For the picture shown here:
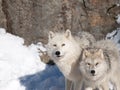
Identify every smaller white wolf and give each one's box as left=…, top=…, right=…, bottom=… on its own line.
left=79, top=40, right=120, bottom=90
left=46, top=29, right=95, bottom=90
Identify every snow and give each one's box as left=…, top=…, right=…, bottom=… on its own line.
left=106, top=28, right=120, bottom=51
left=116, top=4, right=120, bottom=7
left=116, top=14, right=120, bottom=24
left=0, top=27, right=119, bottom=90
left=0, top=28, right=64, bottom=90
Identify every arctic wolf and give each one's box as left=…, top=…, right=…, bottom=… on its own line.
left=46, top=29, right=95, bottom=89
left=79, top=40, right=120, bottom=90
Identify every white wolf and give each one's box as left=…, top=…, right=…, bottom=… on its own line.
left=79, top=40, right=120, bottom=90
left=46, top=29, right=95, bottom=90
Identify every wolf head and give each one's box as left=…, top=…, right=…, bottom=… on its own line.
left=46, top=29, right=80, bottom=62
left=79, top=48, right=108, bottom=81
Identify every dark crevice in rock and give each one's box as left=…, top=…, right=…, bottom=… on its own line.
left=83, top=0, right=87, bottom=8
left=106, top=4, right=117, bottom=14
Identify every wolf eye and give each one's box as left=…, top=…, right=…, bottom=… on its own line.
left=62, top=44, right=65, bottom=46
left=53, top=44, right=57, bottom=47
left=95, top=62, right=99, bottom=66
left=87, top=63, right=91, bottom=66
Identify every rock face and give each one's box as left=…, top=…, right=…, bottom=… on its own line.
left=0, top=0, right=6, bottom=29
left=0, top=0, right=120, bottom=45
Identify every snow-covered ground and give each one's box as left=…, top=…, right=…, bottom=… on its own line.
left=0, top=25, right=119, bottom=90
left=116, top=14, right=120, bottom=24
left=0, top=28, right=64, bottom=90
left=106, top=28, right=120, bottom=51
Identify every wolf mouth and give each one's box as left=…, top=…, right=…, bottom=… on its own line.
left=92, top=75, right=96, bottom=76
left=89, top=74, right=105, bottom=82
left=91, top=73, right=97, bottom=76
left=57, top=55, right=61, bottom=57
left=56, top=55, right=64, bottom=58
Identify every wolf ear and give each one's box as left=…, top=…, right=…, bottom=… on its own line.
left=49, top=31, right=55, bottom=39
left=82, top=49, right=90, bottom=59
left=65, top=29, right=71, bottom=38
left=96, top=49, right=104, bottom=59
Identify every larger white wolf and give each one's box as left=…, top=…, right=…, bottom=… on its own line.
left=46, top=29, right=95, bottom=90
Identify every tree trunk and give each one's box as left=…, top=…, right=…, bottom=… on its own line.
left=0, top=0, right=120, bottom=45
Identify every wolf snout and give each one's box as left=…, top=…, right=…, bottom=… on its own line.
left=91, top=70, right=95, bottom=75
left=55, top=51, right=60, bottom=56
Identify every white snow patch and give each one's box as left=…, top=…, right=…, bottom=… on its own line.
left=116, top=14, right=120, bottom=24
left=116, top=4, right=120, bottom=6
left=0, top=28, right=64, bottom=90
left=106, top=28, right=120, bottom=51
left=0, top=80, right=25, bottom=90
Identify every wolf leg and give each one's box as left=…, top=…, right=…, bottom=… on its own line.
left=65, top=79, right=73, bottom=90
left=113, top=78, right=120, bottom=90
left=73, top=80, right=83, bottom=90
left=101, top=81, right=109, bottom=90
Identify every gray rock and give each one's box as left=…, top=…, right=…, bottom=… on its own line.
left=1, top=0, right=120, bottom=45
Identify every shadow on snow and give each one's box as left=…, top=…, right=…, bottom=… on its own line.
left=19, top=65, right=65, bottom=90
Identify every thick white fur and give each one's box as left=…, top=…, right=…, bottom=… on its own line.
left=79, top=40, right=120, bottom=90
left=46, top=29, right=95, bottom=90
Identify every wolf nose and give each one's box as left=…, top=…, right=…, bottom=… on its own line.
left=91, top=70, right=95, bottom=74
left=55, top=51, right=60, bottom=56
